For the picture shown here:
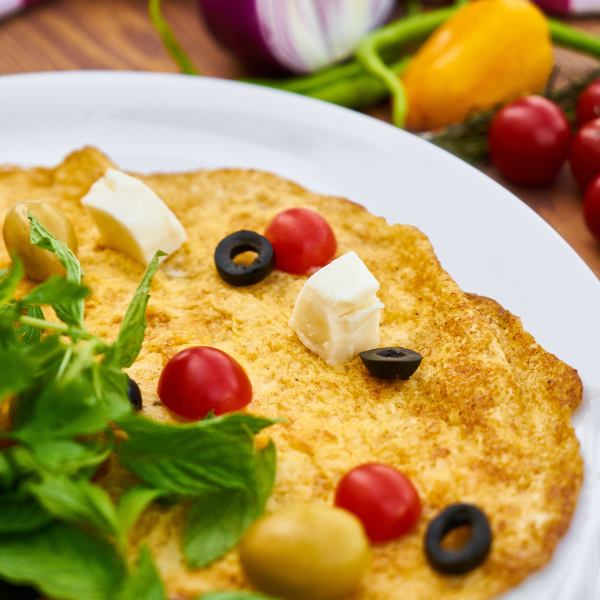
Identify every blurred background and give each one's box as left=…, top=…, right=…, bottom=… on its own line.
left=0, top=0, right=599, bottom=277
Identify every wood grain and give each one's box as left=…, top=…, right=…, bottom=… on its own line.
left=0, top=0, right=599, bottom=277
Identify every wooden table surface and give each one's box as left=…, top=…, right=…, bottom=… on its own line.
left=0, top=0, right=599, bottom=278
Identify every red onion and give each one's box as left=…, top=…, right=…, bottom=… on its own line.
left=199, top=0, right=396, bottom=74
left=533, top=0, right=599, bottom=14
left=0, top=0, right=44, bottom=21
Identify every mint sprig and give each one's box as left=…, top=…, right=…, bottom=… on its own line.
left=0, top=492, right=51, bottom=533
left=28, top=214, right=84, bottom=327
left=0, top=217, right=278, bottom=599
left=106, top=250, right=165, bottom=369
left=118, top=548, right=165, bottom=600
left=0, top=523, right=126, bottom=600
left=201, top=592, right=277, bottom=600
left=184, top=441, right=277, bottom=567
left=116, top=413, right=276, bottom=495
left=0, top=259, right=23, bottom=304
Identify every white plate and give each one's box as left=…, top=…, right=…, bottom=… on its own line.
left=0, top=71, right=598, bottom=599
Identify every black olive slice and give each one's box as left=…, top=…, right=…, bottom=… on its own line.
left=0, top=580, right=40, bottom=600
left=214, top=230, right=275, bottom=287
left=425, top=503, right=492, bottom=575
left=359, top=347, right=422, bottom=380
left=127, top=376, right=143, bottom=411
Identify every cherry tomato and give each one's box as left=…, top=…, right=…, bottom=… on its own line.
left=265, top=208, right=336, bottom=275
left=488, top=96, right=571, bottom=187
left=569, top=118, right=600, bottom=190
left=335, top=463, right=421, bottom=543
left=583, top=175, right=600, bottom=242
left=576, top=79, right=600, bottom=127
left=158, top=346, right=252, bottom=420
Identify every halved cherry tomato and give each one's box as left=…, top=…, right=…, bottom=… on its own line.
left=569, top=118, right=600, bottom=190
left=265, top=208, right=336, bottom=275
left=335, top=463, right=421, bottom=543
left=577, top=79, right=600, bottom=127
left=158, top=346, right=252, bottom=420
left=488, top=96, right=571, bottom=187
left=583, top=175, right=600, bottom=242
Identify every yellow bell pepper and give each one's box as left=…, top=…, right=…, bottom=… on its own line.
left=403, top=0, right=554, bottom=131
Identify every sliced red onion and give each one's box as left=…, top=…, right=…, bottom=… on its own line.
left=533, top=0, right=599, bottom=14
left=0, top=0, right=43, bottom=21
left=199, top=0, right=396, bottom=74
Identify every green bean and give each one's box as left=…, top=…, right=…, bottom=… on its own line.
left=149, top=0, right=200, bottom=75
left=406, top=0, right=421, bottom=17
left=355, top=43, right=408, bottom=126
left=549, top=19, right=600, bottom=60
left=246, top=61, right=364, bottom=94
left=354, top=7, right=457, bottom=127
left=307, top=56, right=411, bottom=109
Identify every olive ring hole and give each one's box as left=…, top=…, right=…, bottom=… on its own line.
left=425, top=504, right=492, bottom=575
left=232, top=247, right=260, bottom=267
left=214, top=230, right=275, bottom=287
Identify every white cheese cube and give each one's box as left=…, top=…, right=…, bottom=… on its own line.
left=81, top=168, right=187, bottom=265
left=289, top=251, right=383, bottom=366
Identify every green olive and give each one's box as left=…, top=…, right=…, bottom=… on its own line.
left=2, top=201, right=78, bottom=281
left=239, top=504, right=370, bottom=599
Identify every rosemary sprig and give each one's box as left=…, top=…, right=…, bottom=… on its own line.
left=429, top=69, right=600, bottom=164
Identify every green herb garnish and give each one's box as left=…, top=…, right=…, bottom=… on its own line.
left=0, top=216, right=278, bottom=599
left=201, top=592, right=277, bottom=600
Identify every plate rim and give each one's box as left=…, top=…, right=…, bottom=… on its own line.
left=0, top=70, right=598, bottom=599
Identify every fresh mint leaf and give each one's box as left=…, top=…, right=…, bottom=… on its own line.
left=117, top=485, right=163, bottom=534
left=0, top=492, right=52, bottom=533
left=116, top=413, right=276, bottom=496
left=94, top=364, right=132, bottom=421
left=184, top=442, right=276, bottom=567
left=16, top=305, right=44, bottom=344
left=0, top=345, right=36, bottom=402
left=0, top=523, right=126, bottom=600
left=0, top=260, right=23, bottom=304
left=201, top=592, right=277, bottom=600
left=184, top=489, right=257, bottom=568
left=254, top=441, right=276, bottom=508
left=27, top=437, right=113, bottom=474
left=28, top=476, right=120, bottom=538
left=22, top=275, right=89, bottom=308
left=0, top=333, right=65, bottom=405
left=14, top=376, right=111, bottom=444
left=118, top=547, right=165, bottom=600
left=28, top=214, right=84, bottom=327
left=0, top=453, right=14, bottom=490
left=106, top=251, right=165, bottom=369
left=204, top=413, right=279, bottom=437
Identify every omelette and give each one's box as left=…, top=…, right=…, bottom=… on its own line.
left=0, top=148, right=583, bottom=600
